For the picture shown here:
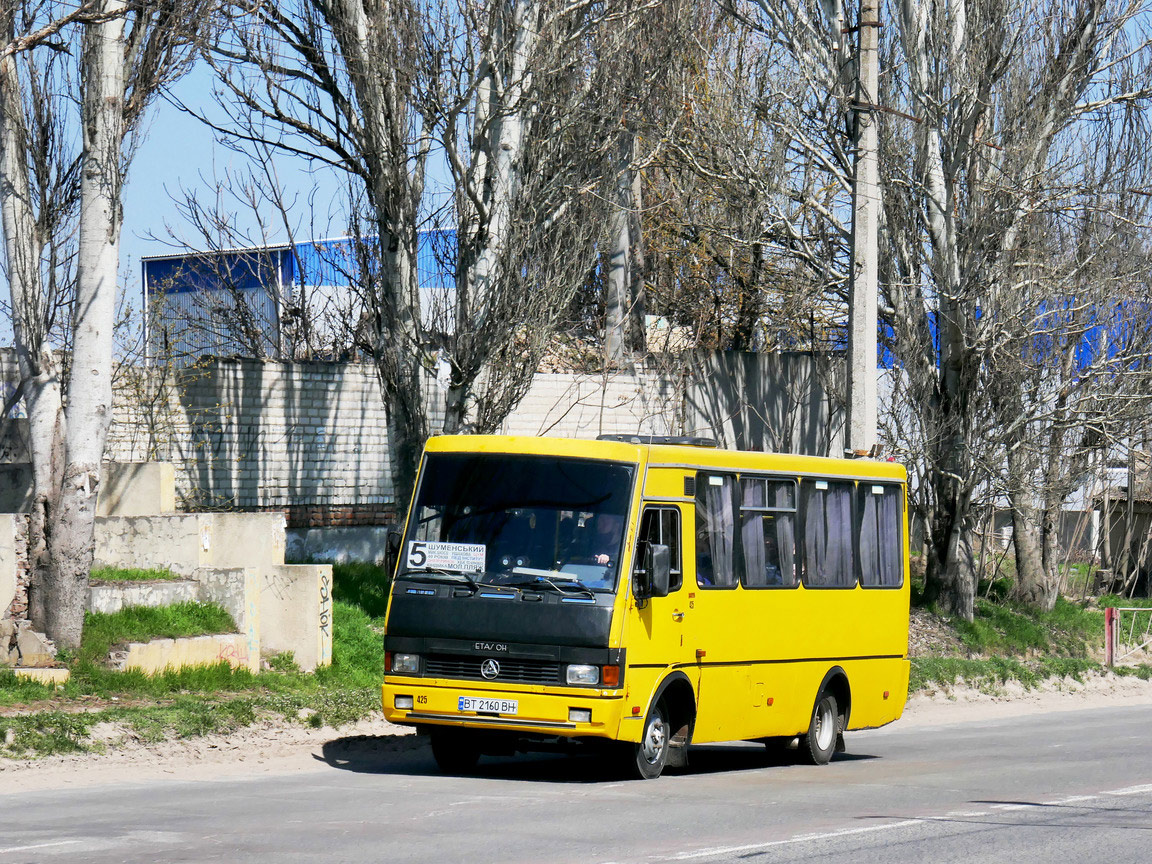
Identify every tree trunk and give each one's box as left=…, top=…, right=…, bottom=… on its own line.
left=373, top=236, right=426, bottom=517
left=21, top=368, right=64, bottom=630
left=924, top=469, right=977, bottom=620
left=41, top=2, right=127, bottom=649
left=1010, top=504, right=1052, bottom=609
left=1005, top=440, right=1058, bottom=610
left=604, top=204, right=630, bottom=366
left=605, top=128, right=643, bottom=366
left=937, top=519, right=976, bottom=620
left=0, top=20, right=67, bottom=634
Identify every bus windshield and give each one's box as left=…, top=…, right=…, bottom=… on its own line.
left=402, top=452, right=635, bottom=593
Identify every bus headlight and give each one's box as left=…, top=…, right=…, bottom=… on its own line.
left=391, top=653, right=421, bottom=674
left=566, top=664, right=599, bottom=685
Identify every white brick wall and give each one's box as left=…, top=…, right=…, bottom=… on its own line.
left=3, top=351, right=841, bottom=518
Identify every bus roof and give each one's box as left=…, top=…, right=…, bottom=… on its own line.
left=422, top=435, right=907, bottom=483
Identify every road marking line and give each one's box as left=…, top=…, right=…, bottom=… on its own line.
left=1102, top=784, right=1152, bottom=796
left=654, top=783, right=1152, bottom=862
left=667, top=820, right=924, bottom=861
left=0, top=840, right=80, bottom=854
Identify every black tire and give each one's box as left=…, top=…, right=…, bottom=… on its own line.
left=430, top=732, right=481, bottom=774
left=631, top=700, right=670, bottom=780
left=801, top=692, right=839, bottom=765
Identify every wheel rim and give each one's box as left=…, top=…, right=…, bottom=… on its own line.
left=641, top=711, right=667, bottom=765
left=814, top=700, right=835, bottom=751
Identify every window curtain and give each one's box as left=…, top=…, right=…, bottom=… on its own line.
left=774, top=482, right=796, bottom=587
left=804, top=482, right=854, bottom=587
left=878, top=488, right=903, bottom=586
left=858, top=488, right=880, bottom=586
left=827, top=484, right=854, bottom=586
left=803, top=485, right=827, bottom=585
left=742, top=481, right=767, bottom=586
left=699, top=476, right=737, bottom=587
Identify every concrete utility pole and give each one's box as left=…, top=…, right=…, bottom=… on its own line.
left=845, top=0, right=880, bottom=455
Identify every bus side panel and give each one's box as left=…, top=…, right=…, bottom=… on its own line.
left=690, top=664, right=802, bottom=744
left=615, top=665, right=668, bottom=744
left=686, top=583, right=909, bottom=743
left=839, top=657, right=910, bottom=730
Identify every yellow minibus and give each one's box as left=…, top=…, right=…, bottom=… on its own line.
left=381, top=434, right=909, bottom=779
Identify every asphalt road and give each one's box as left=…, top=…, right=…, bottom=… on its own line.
left=3, top=703, right=1151, bottom=864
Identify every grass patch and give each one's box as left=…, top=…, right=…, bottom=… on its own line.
left=1098, top=594, right=1152, bottom=610
left=331, top=561, right=392, bottom=619
left=117, top=697, right=259, bottom=743
left=0, top=711, right=94, bottom=756
left=0, top=599, right=386, bottom=756
left=89, top=566, right=180, bottom=582
left=949, top=596, right=1104, bottom=658
left=0, top=671, right=61, bottom=706
left=910, top=655, right=1101, bottom=692
left=1111, top=664, right=1152, bottom=681
left=77, top=601, right=238, bottom=667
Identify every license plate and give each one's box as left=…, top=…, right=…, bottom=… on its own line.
left=458, top=696, right=519, bottom=714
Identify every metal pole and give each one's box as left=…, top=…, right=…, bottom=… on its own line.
left=846, top=0, right=880, bottom=455
left=1105, top=606, right=1116, bottom=667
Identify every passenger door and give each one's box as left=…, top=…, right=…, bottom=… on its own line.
left=625, top=505, right=698, bottom=694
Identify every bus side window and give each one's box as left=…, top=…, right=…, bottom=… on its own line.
left=740, top=477, right=797, bottom=588
left=635, top=507, right=683, bottom=592
left=799, top=479, right=856, bottom=588
left=696, top=473, right=741, bottom=588
left=857, top=484, right=904, bottom=587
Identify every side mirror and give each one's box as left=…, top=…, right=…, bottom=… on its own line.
left=385, top=525, right=403, bottom=577
left=646, top=543, right=672, bottom=599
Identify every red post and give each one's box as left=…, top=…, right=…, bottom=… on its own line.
left=1105, top=607, right=1116, bottom=668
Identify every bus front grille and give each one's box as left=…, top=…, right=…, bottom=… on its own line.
left=423, top=654, right=561, bottom=685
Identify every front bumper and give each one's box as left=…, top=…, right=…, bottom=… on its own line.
left=381, top=676, right=627, bottom=739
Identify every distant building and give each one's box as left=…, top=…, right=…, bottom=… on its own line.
left=143, top=231, right=455, bottom=365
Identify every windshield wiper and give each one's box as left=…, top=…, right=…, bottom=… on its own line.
left=398, top=568, right=481, bottom=592
left=505, top=572, right=597, bottom=599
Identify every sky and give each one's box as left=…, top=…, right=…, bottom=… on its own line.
left=121, top=64, right=346, bottom=299
left=0, top=61, right=346, bottom=347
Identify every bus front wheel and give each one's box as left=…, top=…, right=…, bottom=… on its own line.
left=631, top=700, right=670, bottom=780
left=431, top=731, right=481, bottom=774
left=801, top=692, right=839, bottom=765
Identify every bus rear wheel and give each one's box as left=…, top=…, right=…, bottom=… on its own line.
left=801, top=692, right=839, bottom=765
left=430, top=731, right=481, bottom=774
left=631, top=700, right=670, bottom=780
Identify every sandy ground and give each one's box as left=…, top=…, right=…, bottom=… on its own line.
left=3, top=672, right=1152, bottom=794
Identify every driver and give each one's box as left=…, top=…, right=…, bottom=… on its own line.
left=570, top=512, right=624, bottom=565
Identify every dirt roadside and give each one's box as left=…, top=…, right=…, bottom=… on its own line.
left=3, top=672, right=1151, bottom=793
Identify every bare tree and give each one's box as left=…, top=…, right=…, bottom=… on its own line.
left=596, top=0, right=700, bottom=365
left=194, top=0, right=664, bottom=503
left=696, top=0, right=1152, bottom=619
left=644, top=1, right=855, bottom=356
left=0, top=4, right=80, bottom=634
left=0, top=0, right=215, bottom=647
left=880, top=0, right=1152, bottom=617
left=992, top=166, right=1152, bottom=610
